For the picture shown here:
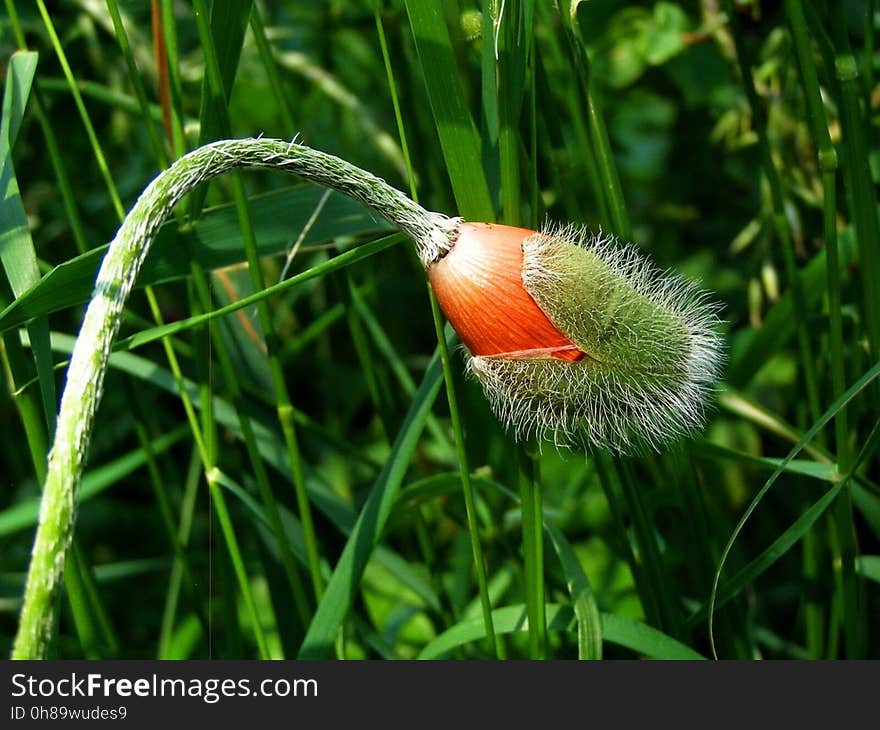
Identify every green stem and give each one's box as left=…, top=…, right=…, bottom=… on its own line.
left=558, top=1, right=631, bottom=239
left=188, top=266, right=311, bottom=631
left=829, top=5, right=880, bottom=362
left=430, top=298, right=503, bottom=658
left=374, top=6, right=419, bottom=199
left=35, top=0, right=125, bottom=220
left=206, top=471, right=270, bottom=658
left=498, top=0, right=524, bottom=225
left=132, top=404, right=208, bottom=633
left=190, top=0, right=325, bottom=604
left=105, top=0, right=169, bottom=167
left=375, top=4, right=502, bottom=657
left=4, top=1, right=88, bottom=254
left=866, top=1, right=876, bottom=107
left=157, top=447, right=201, bottom=658
left=785, top=0, right=862, bottom=658
left=12, top=138, right=457, bottom=659
left=249, top=3, right=297, bottom=132
left=518, top=444, right=546, bottom=659
left=158, top=0, right=187, bottom=158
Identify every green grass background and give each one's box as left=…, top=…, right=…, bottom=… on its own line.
left=1, top=0, right=878, bottom=659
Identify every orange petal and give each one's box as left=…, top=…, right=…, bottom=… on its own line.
left=428, top=222, right=584, bottom=362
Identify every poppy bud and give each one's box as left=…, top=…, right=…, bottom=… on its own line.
left=428, top=222, right=723, bottom=452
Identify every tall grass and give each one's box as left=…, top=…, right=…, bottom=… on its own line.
left=0, top=0, right=877, bottom=659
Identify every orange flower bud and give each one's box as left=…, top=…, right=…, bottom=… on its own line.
left=428, top=223, right=584, bottom=362
left=427, top=221, right=723, bottom=452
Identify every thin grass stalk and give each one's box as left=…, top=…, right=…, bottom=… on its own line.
left=147, top=291, right=272, bottom=655
left=206, top=472, right=270, bottom=658
left=342, top=272, right=394, bottom=438
left=190, top=270, right=309, bottom=625
left=105, top=0, right=169, bottom=167
left=153, top=1, right=280, bottom=647
left=785, top=0, right=862, bottom=658
left=150, top=0, right=172, bottom=145
left=593, top=452, right=664, bottom=628
left=553, top=13, right=677, bottom=642
left=557, top=1, right=631, bottom=239
left=430, top=298, right=503, bottom=658
left=190, top=264, right=311, bottom=630
left=157, top=0, right=187, bottom=158
left=4, top=327, right=118, bottom=658
left=557, top=2, right=687, bottom=646
left=38, top=0, right=212, bottom=462
left=61, top=547, right=102, bottom=658
left=131, top=401, right=208, bottom=633
left=866, top=0, right=876, bottom=107
left=1, top=337, right=49, bottom=479
left=528, top=39, right=538, bottom=227
left=680, top=460, right=752, bottom=658
left=801, top=528, right=824, bottom=658
left=112, top=0, right=307, bottom=636
left=191, top=0, right=325, bottom=603
left=36, top=78, right=163, bottom=120
left=373, top=5, right=419, bottom=198
left=517, top=444, right=546, bottom=658
left=249, top=2, right=297, bottom=133
left=69, top=542, right=120, bottom=656
left=496, top=0, right=547, bottom=659
left=498, top=0, right=524, bottom=226
left=708, top=366, right=880, bottom=657
left=349, top=284, right=449, bottom=448
left=618, top=460, right=680, bottom=637
left=4, top=3, right=88, bottom=254
left=829, top=4, right=880, bottom=362
left=102, top=8, right=222, bottom=641
left=534, top=1, right=608, bottom=224
left=35, top=0, right=124, bottom=220
left=375, top=3, right=502, bottom=658
left=5, top=7, right=122, bottom=653
left=157, top=447, right=201, bottom=658
left=12, top=137, right=457, bottom=658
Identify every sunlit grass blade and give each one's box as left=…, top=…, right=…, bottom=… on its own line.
left=556, top=0, right=631, bottom=239
left=38, top=330, right=444, bottom=620
left=0, top=189, right=391, bottom=333
left=1, top=51, right=56, bottom=432
left=546, top=524, right=602, bottom=659
left=418, top=604, right=703, bottom=660
left=0, top=425, right=187, bottom=538
left=379, top=2, right=500, bottom=657
left=786, top=0, right=862, bottom=658
left=709, top=361, right=880, bottom=657
left=205, top=469, right=271, bottom=658
left=298, top=345, right=447, bottom=658
left=403, top=0, right=494, bottom=220
left=187, top=0, right=252, bottom=218
left=693, top=416, right=880, bottom=629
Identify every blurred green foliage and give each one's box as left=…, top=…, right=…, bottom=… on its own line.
left=0, top=0, right=878, bottom=659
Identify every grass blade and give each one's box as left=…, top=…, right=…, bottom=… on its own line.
left=297, top=344, right=447, bottom=658
left=709, top=361, right=880, bottom=657
left=402, top=0, right=494, bottom=220
left=418, top=604, right=703, bottom=660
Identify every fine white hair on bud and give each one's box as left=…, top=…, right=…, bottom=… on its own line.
left=464, top=223, right=724, bottom=452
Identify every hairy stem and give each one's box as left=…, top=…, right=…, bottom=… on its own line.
left=12, top=137, right=457, bottom=659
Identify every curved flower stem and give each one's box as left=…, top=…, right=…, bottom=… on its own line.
left=12, top=137, right=458, bottom=659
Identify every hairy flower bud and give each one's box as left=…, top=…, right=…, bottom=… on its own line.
left=428, top=222, right=723, bottom=452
